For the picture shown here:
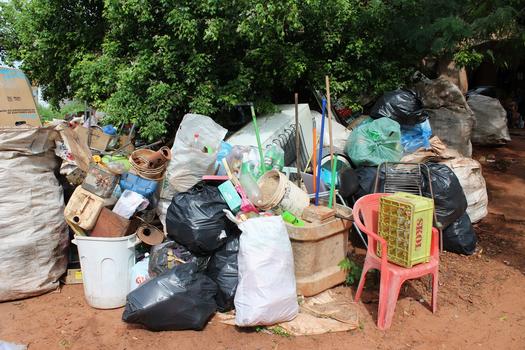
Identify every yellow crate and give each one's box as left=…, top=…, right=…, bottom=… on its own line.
left=378, top=192, right=434, bottom=268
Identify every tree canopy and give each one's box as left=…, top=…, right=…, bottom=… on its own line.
left=1, top=0, right=523, bottom=139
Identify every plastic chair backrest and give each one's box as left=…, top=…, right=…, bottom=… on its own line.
left=353, top=193, right=390, bottom=259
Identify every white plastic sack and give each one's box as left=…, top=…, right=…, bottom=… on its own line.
left=415, top=77, right=469, bottom=111
left=440, top=156, right=488, bottom=223
left=235, top=216, right=299, bottom=326
left=0, top=127, right=68, bottom=301
left=427, top=108, right=475, bottom=157
left=417, top=78, right=476, bottom=157
left=160, top=114, right=227, bottom=200
left=468, top=94, right=511, bottom=145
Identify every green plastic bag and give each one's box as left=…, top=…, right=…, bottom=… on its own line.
left=345, top=117, right=402, bottom=167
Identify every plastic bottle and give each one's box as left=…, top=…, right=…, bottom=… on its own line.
left=264, top=144, right=285, bottom=171
left=239, top=154, right=263, bottom=206
left=282, top=211, right=305, bottom=226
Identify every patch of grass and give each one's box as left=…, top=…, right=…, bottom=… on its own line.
left=269, top=326, right=291, bottom=338
left=338, top=257, right=363, bottom=286
left=254, top=325, right=291, bottom=338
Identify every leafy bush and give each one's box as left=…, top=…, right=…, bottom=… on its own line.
left=36, top=104, right=59, bottom=122
left=338, top=257, right=363, bottom=286
left=2, top=0, right=523, bottom=140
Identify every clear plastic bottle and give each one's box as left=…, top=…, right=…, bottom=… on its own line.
left=239, top=154, right=263, bottom=206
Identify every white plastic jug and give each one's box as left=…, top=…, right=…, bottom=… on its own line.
left=72, top=234, right=138, bottom=309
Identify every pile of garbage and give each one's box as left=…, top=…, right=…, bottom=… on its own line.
left=0, top=67, right=498, bottom=333
left=343, top=77, right=496, bottom=255
left=56, top=77, right=490, bottom=330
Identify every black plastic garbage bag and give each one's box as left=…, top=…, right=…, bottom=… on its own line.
left=422, top=163, right=467, bottom=228
left=370, top=89, right=428, bottom=125
left=338, top=167, right=360, bottom=198
left=122, top=262, right=218, bottom=331
left=353, top=166, right=385, bottom=202
left=166, top=183, right=232, bottom=255
left=205, top=234, right=239, bottom=312
left=149, top=240, right=210, bottom=278
left=443, top=213, right=477, bottom=255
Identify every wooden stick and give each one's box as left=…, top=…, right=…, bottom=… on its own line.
left=326, top=76, right=336, bottom=208
left=294, top=93, right=301, bottom=186
left=250, top=104, right=265, bottom=176
left=325, top=76, right=334, bottom=167
left=222, top=158, right=241, bottom=187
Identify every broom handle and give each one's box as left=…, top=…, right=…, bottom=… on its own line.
left=312, top=119, right=317, bottom=194
left=294, top=93, right=301, bottom=186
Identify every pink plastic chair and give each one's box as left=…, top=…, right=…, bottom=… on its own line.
left=353, top=193, right=439, bottom=330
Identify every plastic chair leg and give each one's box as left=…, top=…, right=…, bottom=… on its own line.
left=354, top=259, right=372, bottom=302
left=431, top=270, right=438, bottom=313
left=376, top=269, right=391, bottom=329
left=379, top=274, right=403, bottom=330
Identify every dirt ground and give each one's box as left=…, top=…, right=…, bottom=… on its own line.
left=1, top=133, right=525, bottom=350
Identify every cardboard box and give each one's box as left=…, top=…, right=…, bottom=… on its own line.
left=218, top=180, right=242, bottom=212
left=75, top=125, right=113, bottom=152
left=0, top=67, right=42, bottom=127
left=61, top=268, right=83, bottom=285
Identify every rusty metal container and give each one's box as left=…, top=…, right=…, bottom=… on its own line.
left=64, top=186, right=105, bottom=230
left=286, top=217, right=352, bottom=296
left=90, top=207, right=138, bottom=238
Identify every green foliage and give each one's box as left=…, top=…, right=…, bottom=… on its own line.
left=0, top=0, right=105, bottom=107
left=254, top=325, right=291, bottom=337
left=1, top=0, right=523, bottom=139
left=453, top=50, right=485, bottom=68
left=36, top=104, right=59, bottom=122
left=269, top=325, right=291, bottom=338
left=36, top=100, right=86, bottom=122
left=339, top=257, right=362, bottom=286
left=60, top=100, right=86, bottom=116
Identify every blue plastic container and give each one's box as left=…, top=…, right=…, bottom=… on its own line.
left=120, top=172, right=158, bottom=198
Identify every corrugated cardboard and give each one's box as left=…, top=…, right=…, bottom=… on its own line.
left=0, top=67, right=42, bottom=127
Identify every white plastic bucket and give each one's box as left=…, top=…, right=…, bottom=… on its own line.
left=72, top=234, right=138, bottom=309
left=257, top=170, right=310, bottom=217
